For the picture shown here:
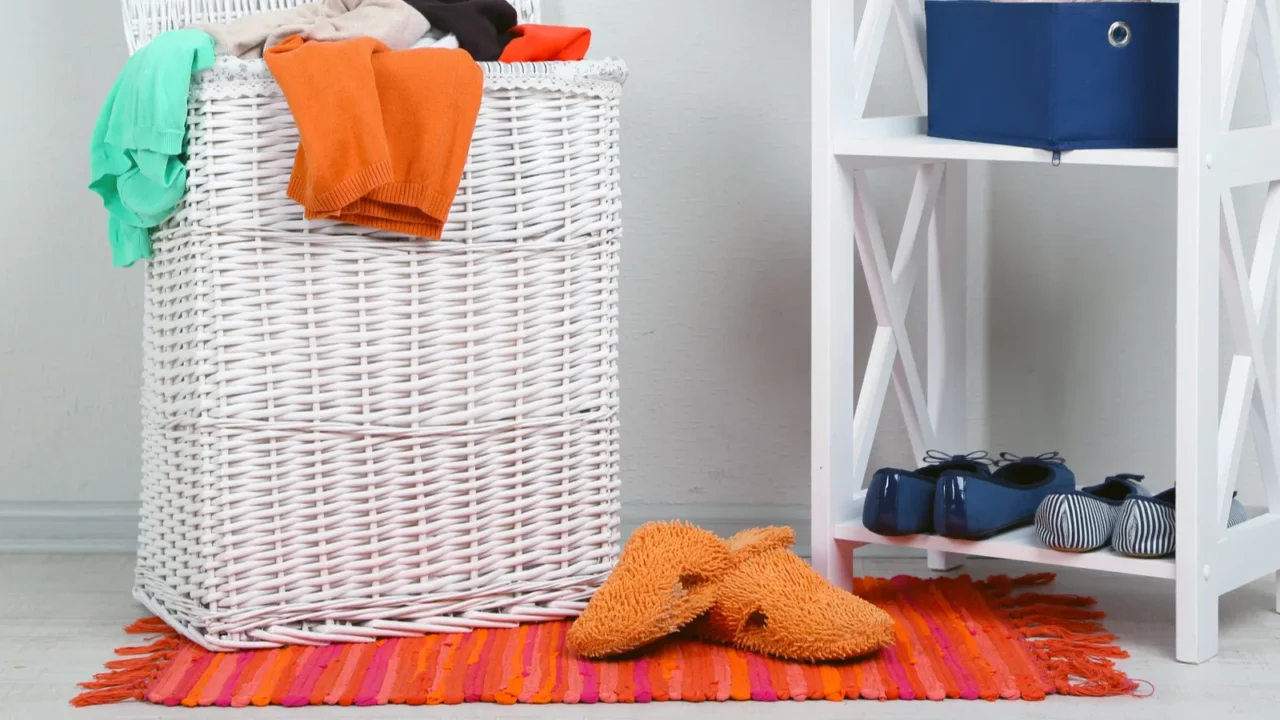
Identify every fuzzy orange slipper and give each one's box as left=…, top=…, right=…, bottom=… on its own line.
left=724, top=525, right=797, bottom=562
left=690, top=527, right=896, bottom=661
left=567, top=521, right=732, bottom=658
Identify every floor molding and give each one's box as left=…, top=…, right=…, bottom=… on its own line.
left=0, top=502, right=140, bottom=553
left=0, top=501, right=915, bottom=559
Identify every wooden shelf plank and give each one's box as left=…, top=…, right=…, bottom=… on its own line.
left=835, top=498, right=1175, bottom=579
left=837, top=134, right=1178, bottom=168
left=834, top=116, right=1179, bottom=168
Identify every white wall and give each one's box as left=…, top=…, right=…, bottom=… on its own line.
left=1, top=0, right=1264, bottom=550
left=548, top=0, right=831, bottom=510
left=0, top=1, right=135, bottom=504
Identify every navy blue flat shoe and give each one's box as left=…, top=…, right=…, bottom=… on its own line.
left=863, top=451, right=992, bottom=536
left=934, top=452, right=1076, bottom=539
left=1034, top=473, right=1148, bottom=552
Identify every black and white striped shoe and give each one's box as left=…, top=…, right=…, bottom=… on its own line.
left=1034, top=474, right=1148, bottom=552
left=1111, top=489, right=1249, bottom=558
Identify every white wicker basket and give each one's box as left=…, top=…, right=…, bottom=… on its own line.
left=122, top=0, right=542, bottom=53
left=123, top=0, right=625, bottom=650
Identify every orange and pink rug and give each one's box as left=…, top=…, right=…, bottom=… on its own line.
left=74, top=573, right=1141, bottom=707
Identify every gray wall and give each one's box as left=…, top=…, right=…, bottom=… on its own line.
left=0, top=1, right=135, bottom=504
left=0, top=0, right=1266, bottom=549
left=548, top=0, right=825, bottom=509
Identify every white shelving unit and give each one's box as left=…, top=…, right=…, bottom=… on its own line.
left=811, top=0, right=1280, bottom=663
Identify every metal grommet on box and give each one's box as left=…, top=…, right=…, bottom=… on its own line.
left=1109, top=21, right=1131, bottom=48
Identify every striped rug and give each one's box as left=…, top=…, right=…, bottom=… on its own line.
left=74, top=573, right=1141, bottom=706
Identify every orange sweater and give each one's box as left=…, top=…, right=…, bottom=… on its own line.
left=265, top=35, right=483, bottom=238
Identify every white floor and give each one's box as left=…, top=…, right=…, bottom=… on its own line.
left=3, top=555, right=1280, bottom=719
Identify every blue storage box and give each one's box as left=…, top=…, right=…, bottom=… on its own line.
left=925, top=1, right=1178, bottom=151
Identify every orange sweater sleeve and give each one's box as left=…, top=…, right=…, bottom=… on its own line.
left=358, top=47, right=483, bottom=228
left=266, top=35, right=394, bottom=213
left=266, top=35, right=483, bottom=238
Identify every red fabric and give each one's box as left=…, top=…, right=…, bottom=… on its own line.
left=499, top=24, right=591, bottom=62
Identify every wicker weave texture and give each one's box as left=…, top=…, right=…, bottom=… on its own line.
left=126, top=0, right=623, bottom=651
left=122, top=0, right=542, bottom=52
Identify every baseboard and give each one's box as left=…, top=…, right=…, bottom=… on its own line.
left=0, top=501, right=140, bottom=553
left=0, top=501, right=916, bottom=558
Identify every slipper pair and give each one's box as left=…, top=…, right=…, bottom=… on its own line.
left=567, top=522, right=896, bottom=661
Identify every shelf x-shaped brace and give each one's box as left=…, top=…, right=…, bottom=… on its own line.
left=1218, top=0, right=1280, bottom=524
left=1220, top=189, right=1280, bottom=524
left=849, top=163, right=945, bottom=485
left=850, top=0, right=927, bottom=120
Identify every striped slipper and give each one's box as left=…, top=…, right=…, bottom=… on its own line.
left=1111, top=489, right=1249, bottom=558
left=1034, top=474, right=1148, bottom=552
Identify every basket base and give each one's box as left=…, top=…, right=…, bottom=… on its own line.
left=132, top=579, right=601, bottom=652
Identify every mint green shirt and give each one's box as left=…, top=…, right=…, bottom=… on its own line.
left=90, top=30, right=215, bottom=267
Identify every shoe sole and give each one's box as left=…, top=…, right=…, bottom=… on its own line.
left=861, top=524, right=921, bottom=537
left=1114, top=550, right=1172, bottom=559
left=1042, top=544, right=1106, bottom=553
left=938, top=518, right=1032, bottom=541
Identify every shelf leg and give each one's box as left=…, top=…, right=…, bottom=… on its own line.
left=816, top=538, right=854, bottom=592
left=927, top=551, right=964, bottom=572
left=810, top=0, right=858, bottom=592
left=921, top=160, right=982, bottom=575
left=1175, top=0, right=1223, bottom=662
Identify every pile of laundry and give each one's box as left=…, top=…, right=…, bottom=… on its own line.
left=90, top=0, right=592, bottom=267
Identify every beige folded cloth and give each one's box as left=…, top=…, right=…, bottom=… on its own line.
left=199, top=0, right=428, bottom=59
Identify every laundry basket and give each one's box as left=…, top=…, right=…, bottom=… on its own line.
left=123, top=0, right=625, bottom=650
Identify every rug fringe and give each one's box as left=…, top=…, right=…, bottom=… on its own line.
left=70, top=616, right=181, bottom=707
left=124, top=617, right=172, bottom=633
left=980, top=574, right=1141, bottom=697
